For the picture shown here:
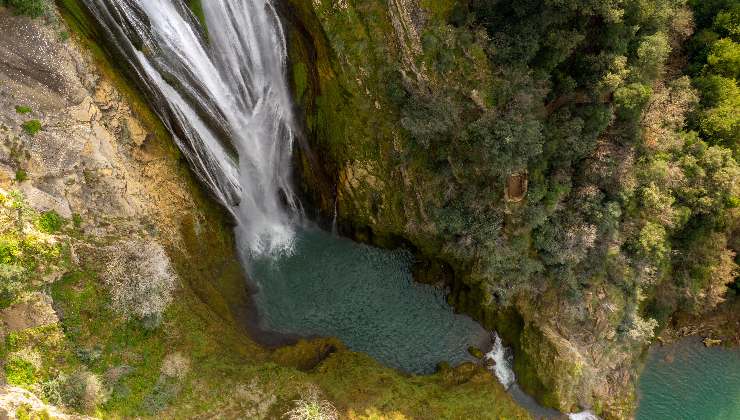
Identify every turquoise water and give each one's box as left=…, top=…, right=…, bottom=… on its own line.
left=637, top=338, right=740, bottom=420
left=249, top=228, right=490, bottom=374
left=249, top=227, right=740, bottom=418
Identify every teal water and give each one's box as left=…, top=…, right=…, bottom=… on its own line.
left=249, top=228, right=490, bottom=374
left=637, top=338, right=740, bottom=420
left=249, top=227, right=740, bottom=418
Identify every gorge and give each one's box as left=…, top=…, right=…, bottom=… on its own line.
left=0, top=0, right=738, bottom=419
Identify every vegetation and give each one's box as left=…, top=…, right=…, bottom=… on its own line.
left=35, top=210, right=63, bottom=233
left=15, top=105, right=32, bottom=114
left=0, top=184, right=528, bottom=420
left=0, top=3, right=530, bottom=414
left=286, top=0, right=739, bottom=415
left=688, top=0, right=740, bottom=158
left=294, top=0, right=738, bottom=325
left=15, top=169, right=27, bottom=182
left=21, top=119, right=42, bottom=136
left=4, top=355, right=37, bottom=385
left=101, top=240, right=177, bottom=322
left=186, top=0, right=207, bottom=37
left=0, top=0, right=49, bottom=18
left=285, top=388, right=339, bottom=420
left=12, top=0, right=731, bottom=417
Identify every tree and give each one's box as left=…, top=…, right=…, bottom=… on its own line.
left=707, top=38, right=740, bottom=78
left=102, top=240, right=177, bottom=322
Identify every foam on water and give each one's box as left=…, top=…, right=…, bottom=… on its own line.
left=569, top=411, right=599, bottom=420
left=485, top=332, right=516, bottom=389
left=487, top=332, right=602, bottom=419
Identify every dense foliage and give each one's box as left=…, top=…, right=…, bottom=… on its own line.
left=688, top=0, right=740, bottom=158
left=389, top=0, right=738, bottom=330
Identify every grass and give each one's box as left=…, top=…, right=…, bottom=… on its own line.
left=36, top=224, right=529, bottom=418
left=21, top=119, right=41, bottom=135
left=15, top=105, right=32, bottom=114
left=15, top=169, right=28, bottom=182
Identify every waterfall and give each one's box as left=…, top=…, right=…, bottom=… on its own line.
left=568, top=412, right=599, bottom=420
left=80, top=0, right=298, bottom=255
left=487, top=331, right=602, bottom=419
left=486, top=332, right=516, bottom=389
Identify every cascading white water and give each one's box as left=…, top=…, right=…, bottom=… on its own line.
left=487, top=331, right=602, bottom=419
left=80, top=0, right=298, bottom=255
left=568, top=411, right=600, bottom=420
left=485, top=332, right=516, bottom=389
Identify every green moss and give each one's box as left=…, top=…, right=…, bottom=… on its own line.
left=314, top=352, right=530, bottom=419
left=15, top=105, right=32, bottom=114
left=292, top=62, right=308, bottom=101
left=21, top=119, right=41, bottom=135
left=419, top=0, right=458, bottom=21
left=40, top=3, right=531, bottom=418
left=271, top=338, right=345, bottom=371
left=14, top=404, right=49, bottom=420
left=5, top=356, right=36, bottom=386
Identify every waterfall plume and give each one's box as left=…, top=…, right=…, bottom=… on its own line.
left=80, top=0, right=298, bottom=255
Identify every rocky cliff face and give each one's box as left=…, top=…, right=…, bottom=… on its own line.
left=0, top=6, right=253, bottom=417
left=0, top=5, right=245, bottom=323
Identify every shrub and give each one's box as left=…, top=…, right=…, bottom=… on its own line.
left=707, top=38, right=740, bottom=79
left=62, top=371, right=106, bottom=412
left=0, top=264, right=25, bottom=309
left=14, top=105, right=32, bottom=114
left=4, top=355, right=36, bottom=385
left=0, top=236, right=21, bottom=264
left=41, top=374, right=66, bottom=406
left=102, top=240, right=177, bottom=320
left=15, top=169, right=28, bottom=182
left=160, top=352, right=190, bottom=380
left=141, top=377, right=179, bottom=414
left=21, top=119, right=41, bottom=135
left=285, top=388, right=339, bottom=420
left=615, top=83, right=653, bottom=118
left=35, top=210, right=63, bottom=233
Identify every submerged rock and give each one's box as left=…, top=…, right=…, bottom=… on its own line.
left=702, top=337, right=722, bottom=347
left=468, top=346, right=485, bottom=359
